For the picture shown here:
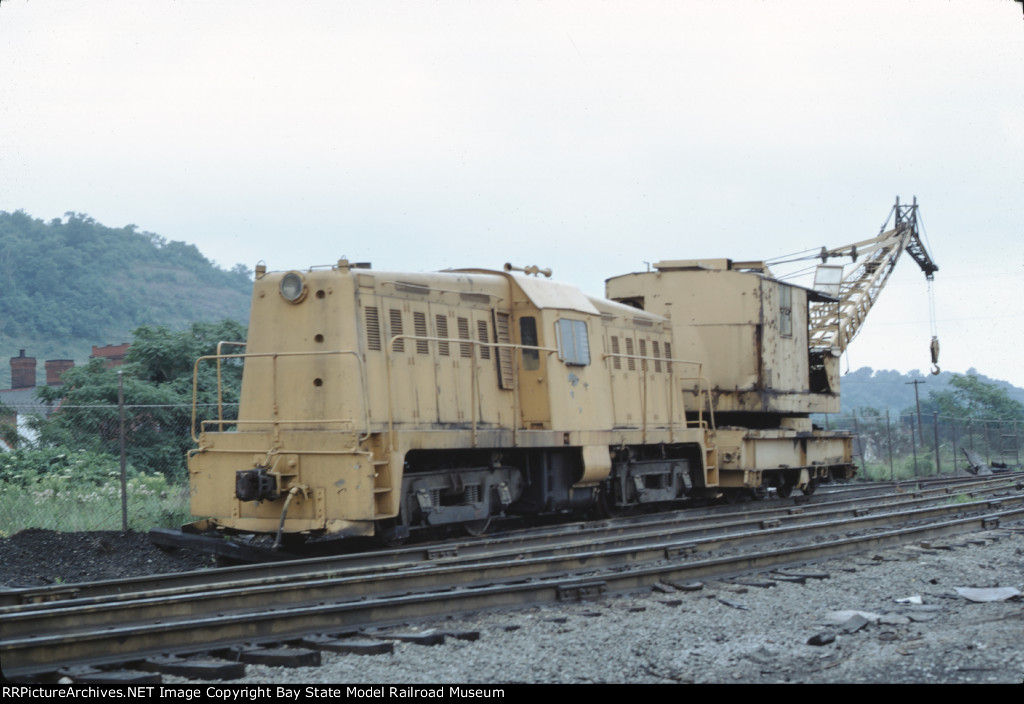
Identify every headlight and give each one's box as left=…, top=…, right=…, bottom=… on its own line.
left=280, top=272, right=307, bottom=303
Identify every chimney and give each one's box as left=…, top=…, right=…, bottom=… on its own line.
left=10, top=349, right=37, bottom=389
left=45, top=359, right=75, bottom=386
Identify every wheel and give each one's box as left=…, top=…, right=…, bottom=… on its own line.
left=776, top=477, right=794, bottom=498
left=800, top=478, right=818, bottom=496
left=597, top=484, right=625, bottom=518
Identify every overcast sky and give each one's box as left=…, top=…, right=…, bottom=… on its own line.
left=2, top=1, right=1022, bottom=389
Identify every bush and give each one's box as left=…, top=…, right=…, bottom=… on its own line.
left=0, top=446, right=190, bottom=533
left=0, top=447, right=131, bottom=486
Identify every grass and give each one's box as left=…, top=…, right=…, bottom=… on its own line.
left=856, top=449, right=967, bottom=482
left=0, top=481, right=191, bottom=534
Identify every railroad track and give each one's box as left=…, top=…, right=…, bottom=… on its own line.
left=3, top=472, right=1023, bottom=682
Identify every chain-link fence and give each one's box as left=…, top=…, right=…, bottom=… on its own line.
left=0, top=401, right=237, bottom=535
left=822, top=410, right=1022, bottom=481
left=4, top=398, right=1020, bottom=534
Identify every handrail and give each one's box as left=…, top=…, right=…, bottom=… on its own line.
left=214, top=340, right=247, bottom=429
left=384, top=334, right=557, bottom=450
left=602, top=353, right=715, bottom=437
left=191, top=349, right=371, bottom=443
left=198, top=417, right=358, bottom=432
left=676, top=374, right=716, bottom=433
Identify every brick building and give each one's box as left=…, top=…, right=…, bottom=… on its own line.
left=0, top=345, right=130, bottom=449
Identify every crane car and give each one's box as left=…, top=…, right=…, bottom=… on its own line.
left=605, top=196, right=939, bottom=497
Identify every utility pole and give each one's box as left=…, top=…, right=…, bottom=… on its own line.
left=907, top=379, right=925, bottom=443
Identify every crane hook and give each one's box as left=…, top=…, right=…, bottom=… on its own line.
left=929, top=336, right=940, bottom=375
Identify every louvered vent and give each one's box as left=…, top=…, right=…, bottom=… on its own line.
left=413, top=311, right=428, bottom=355
left=365, top=307, right=381, bottom=351
left=389, top=309, right=404, bottom=353
left=611, top=336, right=621, bottom=370
left=457, top=317, right=472, bottom=358
left=625, top=338, right=636, bottom=371
left=436, top=315, right=450, bottom=356
left=494, top=311, right=514, bottom=389
left=476, top=320, right=491, bottom=360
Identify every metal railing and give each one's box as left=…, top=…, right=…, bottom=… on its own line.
left=191, top=348, right=372, bottom=442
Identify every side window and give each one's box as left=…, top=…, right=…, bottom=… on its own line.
left=556, top=319, right=590, bottom=366
left=779, top=285, right=793, bottom=338
left=520, top=316, right=540, bottom=371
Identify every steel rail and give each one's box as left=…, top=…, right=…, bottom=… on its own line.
left=2, top=495, right=1023, bottom=678
left=2, top=473, right=1018, bottom=615
left=6, top=490, right=1024, bottom=640
left=1, top=474, right=1019, bottom=613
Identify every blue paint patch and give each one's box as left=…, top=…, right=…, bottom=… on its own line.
left=568, top=372, right=580, bottom=386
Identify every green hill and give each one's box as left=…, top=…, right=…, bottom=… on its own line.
left=837, top=366, right=1024, bottom=415
left=0, top=210, right=251, bottom=388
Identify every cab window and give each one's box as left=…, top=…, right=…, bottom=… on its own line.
left=556, top=318, right=590, bottom=366
left=520, top=317, right=540, bottom=370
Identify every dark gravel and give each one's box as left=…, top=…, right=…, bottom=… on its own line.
left=0, top=528, right=214, bottom=587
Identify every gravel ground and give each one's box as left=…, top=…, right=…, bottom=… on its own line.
left=0, top=529, right=214, bottom=587
left=177, top=527, right=1023, bottom=685
left=2, top=526, right=1023, bottom=684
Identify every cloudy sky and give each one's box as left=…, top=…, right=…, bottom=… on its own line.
left=2, top=1, right=1022, bottom=387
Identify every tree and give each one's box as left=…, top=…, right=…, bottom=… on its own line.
left=0, top=399, right=17, bottom=448
left=33, top=320, right=247, bottom=480
left=922, top=373, right=1024, bottom=422
left=0, top=210, right=251, bottom=355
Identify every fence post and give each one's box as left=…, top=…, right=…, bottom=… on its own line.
left=909, top=414, right=918, bottom=477
left=852, top=410, right=867, bottom=477
left=886, top=408, right=894, bottom=481
left=118, top=371, right=128, bottom=532
left=946, top=415, right=954, bottom=470
left=933, top=412, right=941, bottom=475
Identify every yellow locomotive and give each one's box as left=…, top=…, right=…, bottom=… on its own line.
left=188, top=258, right=855, bottom=544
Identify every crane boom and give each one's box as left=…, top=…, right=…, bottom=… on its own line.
left=808, top=196, right=938, bottom=354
